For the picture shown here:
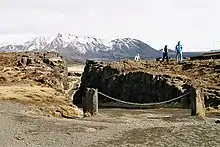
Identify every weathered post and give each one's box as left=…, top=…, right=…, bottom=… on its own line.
left=91, top=88, right=98, bottom=116
left=82, top=96, right=88, bottom=115
left=190, top=87, right=205, bottom=116
left=83, top=88, right=98, bottom=116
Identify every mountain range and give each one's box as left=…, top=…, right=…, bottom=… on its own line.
left=0, top=33, right=203, bottom=61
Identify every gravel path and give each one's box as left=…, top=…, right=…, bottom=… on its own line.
left=0, top=102, right=219, bottom=147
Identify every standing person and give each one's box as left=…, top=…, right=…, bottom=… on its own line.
left=175, top=41, right=183, bottom=62
left=134, top=53, right=140, bottom=61
left=162, top=45, right=169, bottom=63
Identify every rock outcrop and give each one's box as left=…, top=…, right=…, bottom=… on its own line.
left=74, top=60, right=191, bottom=108
left=0, top=52, right=83, bottom=118
left=0, top=52, right=68, bottom=93
left=74, top=59, right=220, bottom=109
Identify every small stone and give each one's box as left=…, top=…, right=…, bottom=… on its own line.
left=55, top=91, right=60, bottom=96
left=66, top=132, right=71, bottom=135
left=84, top=112, right=92, bottom=117
left=54, top=111, right=62, bottom=118
left=215, top=119, right=220, bottom=124
left=85, top=128, right=96, bottom=132
left=206, top=107, right=215, bottom=111
left=14, top=135, right=24, bottom=141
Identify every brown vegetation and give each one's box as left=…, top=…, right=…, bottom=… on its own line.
left=0, top=52, right=82, bottom=118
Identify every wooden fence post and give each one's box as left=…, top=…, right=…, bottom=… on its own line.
left=190, top=87, right=205, bottom=116
left=83, top=88, right=98, bottom=116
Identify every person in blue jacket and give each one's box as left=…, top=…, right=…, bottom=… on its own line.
left=175, top=41, right=183, bottom=62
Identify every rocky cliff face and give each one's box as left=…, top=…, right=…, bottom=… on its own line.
left=74, top=59, right=220, bottom=109
left=74, top=60, right=192, bottom=108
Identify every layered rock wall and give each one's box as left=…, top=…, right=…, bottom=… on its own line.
left=74, top=60, right=192, bottom=107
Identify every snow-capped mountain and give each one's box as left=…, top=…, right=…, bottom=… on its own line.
left=0, top=33, right=161, bottom=60
left=23, top=36, right=54, bottom=51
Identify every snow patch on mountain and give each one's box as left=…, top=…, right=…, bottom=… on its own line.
left=23, top=36, right=54, bottom=51
left=0, top=33, right=161, bottom=60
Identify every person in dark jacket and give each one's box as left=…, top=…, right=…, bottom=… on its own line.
left=162, top=45, right=169, bottom=62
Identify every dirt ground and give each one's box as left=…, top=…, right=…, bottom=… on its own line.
left=0, top=101, right=219, bottom=147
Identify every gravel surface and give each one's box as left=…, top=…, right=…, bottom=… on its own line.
left=0, top=102, right=219, bottom=147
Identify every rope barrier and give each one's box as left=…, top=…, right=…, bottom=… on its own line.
left=97, top=90, right=190, bottom=106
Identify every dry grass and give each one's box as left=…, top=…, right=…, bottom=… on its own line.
left=0, top=52, right=84, bottom=119
left=0, top=83, right=83, bottom=118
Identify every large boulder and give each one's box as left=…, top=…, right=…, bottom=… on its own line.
left=74, top=60, right=190, bottom=108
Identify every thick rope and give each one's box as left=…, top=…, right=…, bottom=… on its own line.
left=97, top=91, right=190, bottom=106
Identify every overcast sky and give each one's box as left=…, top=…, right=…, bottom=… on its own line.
left=0, top=0, right=220, bottom=51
